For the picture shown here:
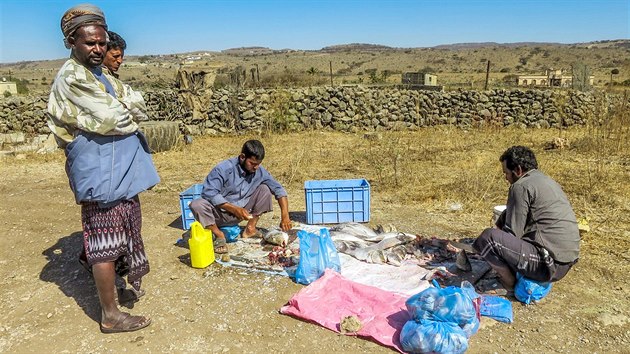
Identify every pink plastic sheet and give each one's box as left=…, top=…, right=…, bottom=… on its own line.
left=280, top=269, right=410, bottom=352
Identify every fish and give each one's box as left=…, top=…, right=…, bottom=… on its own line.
left=456, top=250, right=472, bottom=272
left=383, top=245, right=408, bottom=266
left=333, top=239, right=370, bottom=254
left=363, top=231, right=417, bottom=243
left=333, top=240, right=373, bottom=262
left=330, top=222, right=379, bottom=240
left=371, top=233, right=416, bottom=249
left=366, top=250, right=386, bottom=264
left=334, top=233, right=415, bottom=262
left=263, top=228, right=289, bottom=246
left=329, top=231, right=372, bottom=244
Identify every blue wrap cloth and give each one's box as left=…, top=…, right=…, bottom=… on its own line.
left=65, top=130, right=160, bottom=207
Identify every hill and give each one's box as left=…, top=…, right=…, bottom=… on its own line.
left=1, top=40, right=629, bottom=94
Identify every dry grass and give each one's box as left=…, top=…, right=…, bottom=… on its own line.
left=134, top=108, right=630, bottom=238
left=8, top=101, right=627, bottom=240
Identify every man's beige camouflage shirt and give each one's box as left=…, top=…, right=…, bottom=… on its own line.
left=47, top=58, right=148, bottom=144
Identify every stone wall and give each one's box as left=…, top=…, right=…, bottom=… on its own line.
left=0, top=87, right=625, bottom=141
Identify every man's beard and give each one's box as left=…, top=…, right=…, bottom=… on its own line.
left=240, top=159, right=254, bottom=175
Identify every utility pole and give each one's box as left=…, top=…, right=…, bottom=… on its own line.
left=484, top=60, right=491, bottom=90
left=255, top=64, right=260, bottom=84
left=329, top=61, right=333, bottom=86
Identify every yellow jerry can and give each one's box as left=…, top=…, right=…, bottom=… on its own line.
left=188, top=221, right=215, bottom=268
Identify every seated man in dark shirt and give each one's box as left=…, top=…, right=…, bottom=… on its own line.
left=190, top=140, right=291, bottom=253
left=473, top=146, right=580, bottom=291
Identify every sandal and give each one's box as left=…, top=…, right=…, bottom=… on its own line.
left=100, top=312, right=151, bottom=334
left=214, top=237, right=228, bottom=254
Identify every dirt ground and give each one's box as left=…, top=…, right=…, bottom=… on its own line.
left=1, top=132, right=629, bottom=353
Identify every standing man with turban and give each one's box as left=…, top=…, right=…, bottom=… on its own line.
left=48, top=4, right=158, bottom=333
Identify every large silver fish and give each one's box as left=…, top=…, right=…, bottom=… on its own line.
left=333, top=239, right=370, bottom=253
left=263, top=228, right=289, bottom=246
left=330, top=222, right=379, bottom=240
left=336, top=233, right=415, bottom=262
left=371, top=232, right=416, bottom=248
left=329, top=231, right=372, bottom=244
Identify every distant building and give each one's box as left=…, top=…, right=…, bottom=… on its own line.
left=517, top=69, right=594, bottom=88
left=400, top=72, right=442, bottom=91
left=402, top=72, right=438, bottom=86
left=0, top=79, right=18, bottom=95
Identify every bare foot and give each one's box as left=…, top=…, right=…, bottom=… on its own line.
left=241, top=228, right=262, bottom=238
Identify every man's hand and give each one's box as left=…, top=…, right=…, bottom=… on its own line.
left=116, top=112, right=133, bottom=129
left=279, top=216, right=292, bottom=232
left=130, top=107, right=149, bottom=122
left=221, top=203, right=252, bottom=221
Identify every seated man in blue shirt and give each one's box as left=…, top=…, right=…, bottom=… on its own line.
left=190, top=140, right=291, bottom=253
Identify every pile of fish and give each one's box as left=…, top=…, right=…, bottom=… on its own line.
left=329, top=223, right=465, bottom=267
left=245, top=223, right=473, bottom=271
left=262, top=227, right=299, bottom=267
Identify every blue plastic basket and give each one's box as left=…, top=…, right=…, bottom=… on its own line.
left=304, top=179, right=370, bottom=224
left=179, top=183, right=203, bottom=229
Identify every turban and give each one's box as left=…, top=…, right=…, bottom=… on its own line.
left=61, top=3, right=107, bottom=48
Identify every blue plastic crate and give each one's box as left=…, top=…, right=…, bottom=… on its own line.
left=304, top=179, right=370, bottom=224
left=179, top=183, right=203, bottom=229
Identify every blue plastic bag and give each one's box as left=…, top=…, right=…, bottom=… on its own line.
left=405, top=284, right=480, bottom=337
left=480, top=295, right=513, bottom=323
left=294, top=228, right=341, bottom=285
left=514, top=273, right=552, bottom=304
left=400, top=319, right=468, bottom=354
left=219, top=225, right=241, bottom=243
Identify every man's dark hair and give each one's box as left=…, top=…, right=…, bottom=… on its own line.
left=500, top=146, right=538, bottom=172
left=241, top=140, right=265, bottom=160
left=107, top=31, right=126, bottom=51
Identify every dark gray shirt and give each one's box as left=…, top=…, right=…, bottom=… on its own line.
left=201, top=157, right=287, bottom=208
left=504, top=169, right=580, bottom=263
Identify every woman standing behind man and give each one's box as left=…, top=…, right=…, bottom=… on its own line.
left=47, top=4, right=158, bottom=333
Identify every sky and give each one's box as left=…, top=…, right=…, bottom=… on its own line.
left=0, top=0, right=628, bottom=63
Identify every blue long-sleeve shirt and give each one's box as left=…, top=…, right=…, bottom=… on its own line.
left=201, top=157, right=287, bottom=207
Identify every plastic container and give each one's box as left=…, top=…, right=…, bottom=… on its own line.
left=188, top=221, right=215, bottom=268
left=304, top=179, right=370, bottom=224
left=179, top=183, right=203, bottom=229
left=492, top=205, right=506, bottom=227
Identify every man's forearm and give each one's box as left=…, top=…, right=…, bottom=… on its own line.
left=278, top=196, right=289, bottom=219
left=219, top=202, right=238, bottom=215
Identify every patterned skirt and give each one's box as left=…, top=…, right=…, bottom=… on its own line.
left=81, top=196, right=150, bottom=291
